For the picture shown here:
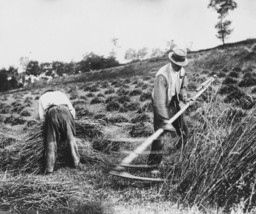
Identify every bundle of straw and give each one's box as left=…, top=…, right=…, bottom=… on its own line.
left=0, top=120, right=108, bottom=174
left=167, top=106, right=256, bottom=209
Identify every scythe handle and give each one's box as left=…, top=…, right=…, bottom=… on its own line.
left=116, top=75, right=217, bottom=168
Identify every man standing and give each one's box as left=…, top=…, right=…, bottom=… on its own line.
left=148, top=46, right=189, bottom=171
left=38, top=90, right=80, bottom=175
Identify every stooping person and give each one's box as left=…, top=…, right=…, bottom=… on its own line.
left=38, top=90, right=80, bottom=175
left=148, top=46, right=189, bottom=173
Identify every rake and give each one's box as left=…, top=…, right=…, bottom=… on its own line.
left=110, top=75, right=217, bottom=181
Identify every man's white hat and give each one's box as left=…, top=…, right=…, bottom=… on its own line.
left=168, top=46, right=189, bottom=67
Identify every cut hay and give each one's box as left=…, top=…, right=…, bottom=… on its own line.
left=0, top=173, right=89, bottom=213
left=130, top=113, right=151, bottom=124
left=92, top=139, right=120, bottom=154
left=129, top=122, right=154, bottom=137
left=165, top=106, right=256, bottom=210
left=0, top=120, right=108, bottom=174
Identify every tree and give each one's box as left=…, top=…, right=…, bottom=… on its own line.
left=208, top=0, right=237, bottom=45
left=0, top=69, right=9, bottom=92
left=52, top=61, right=65, bottom=76
left=137, top=47, right=148, bottom=60
left=150, top=48, right=164, bottom=58
left=109, top=38, right=120, bottom=58
left=215, top=20, right=233, bottom=45
left=124, top=49, right=137, bottom=62
left=25, top=60, right=41, bottom=76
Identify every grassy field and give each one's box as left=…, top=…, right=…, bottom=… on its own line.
left=1, top=39, right=256, bottom=213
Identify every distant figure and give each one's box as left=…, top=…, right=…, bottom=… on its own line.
left=38, top=90, right=80, bottom=175
left=148, top=46, right=189, bottom=173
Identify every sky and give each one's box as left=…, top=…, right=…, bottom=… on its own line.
left=0, top=0, right=255, bottom=69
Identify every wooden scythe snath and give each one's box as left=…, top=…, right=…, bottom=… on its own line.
left=110, top=75, right=217, bottom=181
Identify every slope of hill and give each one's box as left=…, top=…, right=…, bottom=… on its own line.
left=0, top=39, right=256, bottom=213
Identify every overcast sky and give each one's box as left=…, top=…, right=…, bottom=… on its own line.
left=0, top=0, right=255, bottom=69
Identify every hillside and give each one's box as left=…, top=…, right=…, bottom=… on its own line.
left=1, top=39, right=256, bottom=214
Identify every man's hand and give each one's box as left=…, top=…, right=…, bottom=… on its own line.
left=162, top=123, right=176, bottom=132
left=179, top=101, right=186, bottom=109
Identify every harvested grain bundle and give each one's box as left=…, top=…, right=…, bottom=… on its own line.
left=0, top=135, right=17, bottom=149
left=108, top=114, right=129, bottom=124
left=218, top=84, right=240, bottom=95
left=4, top=115, right=26, bottom=126
left=90, top=97, right=105, bottom=104
left=0, top=120, right=106, bottom=174
left=129, top=89, right=143, bottom=96
left=129, top=122, right=153, bottom=137
left=124, top=101, right=140, bottom=111
left=166, top=106, right=256, bottom=210
left=106, top=100, right=120, bottom=111
left=139, top=92, right=151, bottom=101
left=75, top=120, right=104, bottom=140
left=130, top=113, right=151, bottom=124
left=224, top=89, right=255, bottom=109
left=92, top=139, right=120, bottom=154
left=137, top=101, right=153, bottom=113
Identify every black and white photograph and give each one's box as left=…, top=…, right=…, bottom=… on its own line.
left=0, top=0, right=256, bottom=213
